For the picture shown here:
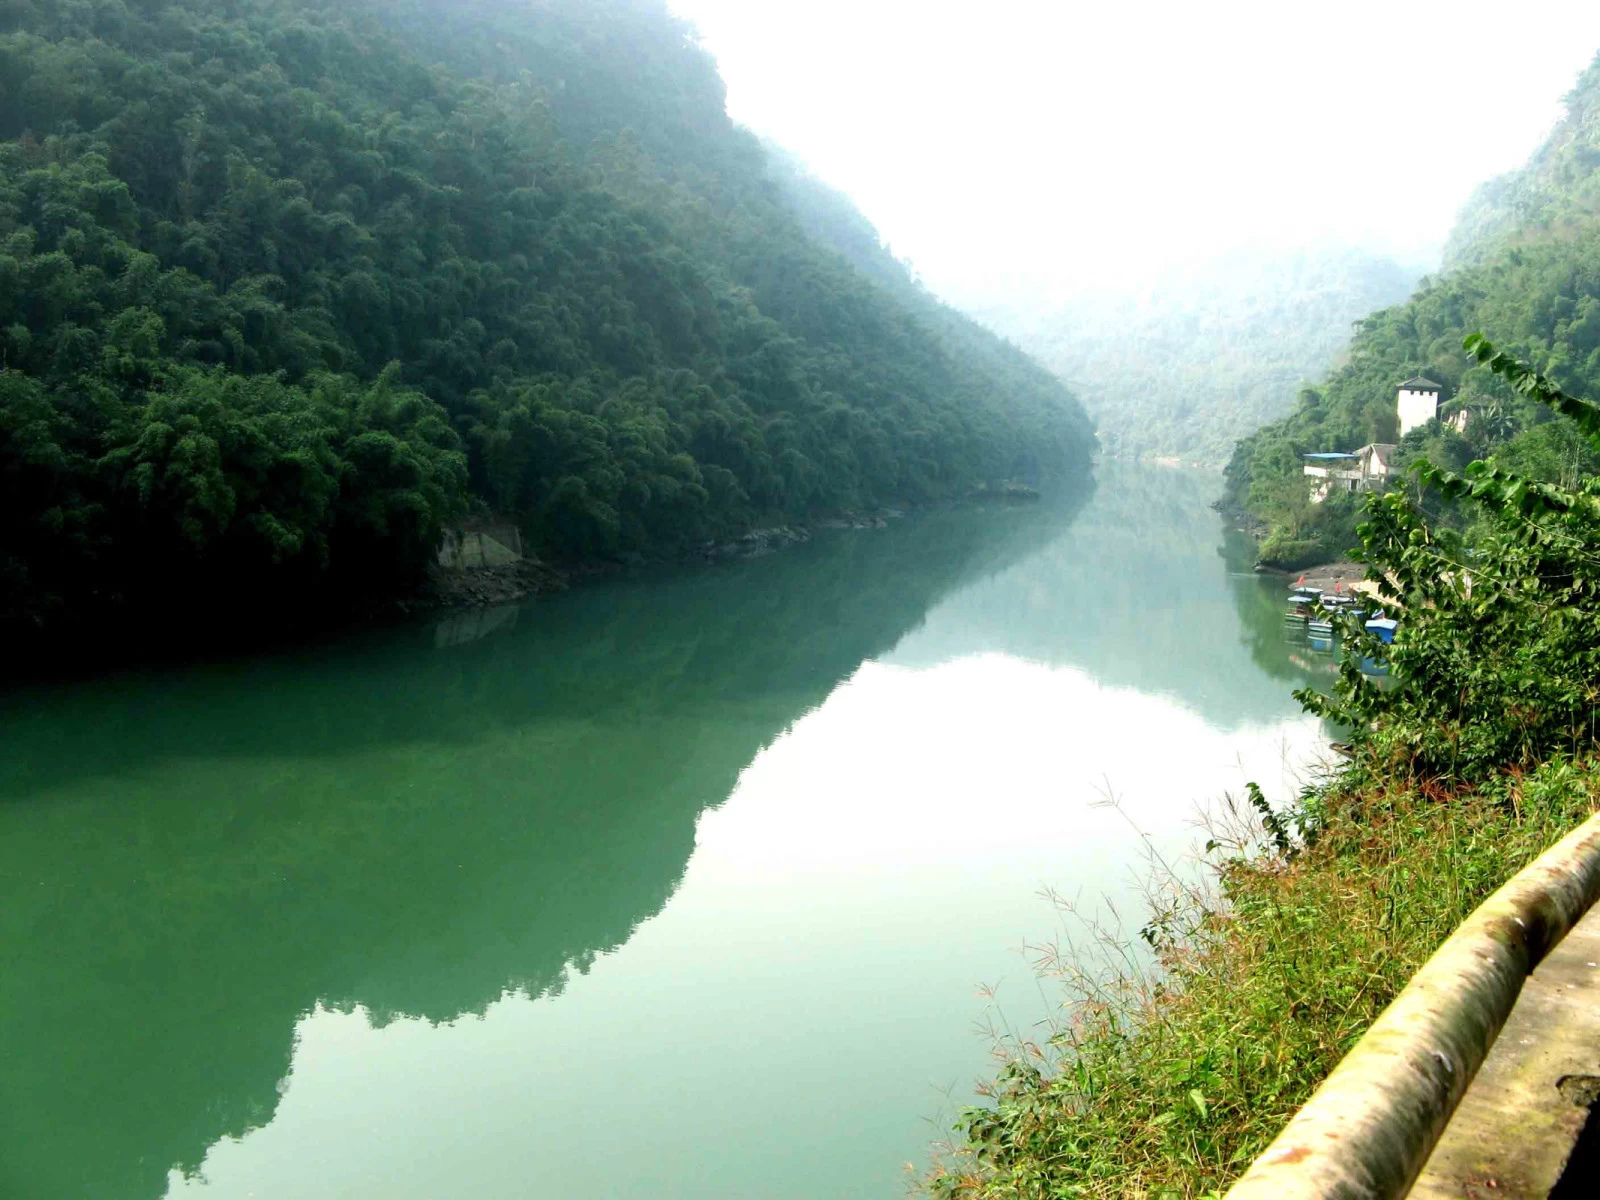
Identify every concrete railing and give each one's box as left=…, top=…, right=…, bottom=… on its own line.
left=1224, top=811, right=1600, bottom=1200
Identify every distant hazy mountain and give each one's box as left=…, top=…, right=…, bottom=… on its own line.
left=962, top=248, right=1423, bottom=465
left=1445, top=56, right=1600, bottom=269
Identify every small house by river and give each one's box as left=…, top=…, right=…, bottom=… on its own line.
left=1304, top=442, right=1397, bottom=502
left=1303, top=376, right=1448, bottom=502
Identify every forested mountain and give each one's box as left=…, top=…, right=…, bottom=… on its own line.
left=760, top=144, right=1093, bottom=465
left=0, top=0, right=1094, bottom=648
left=1224, top=52, right=1600, bottom=567
left=966, top=247, right=1421, bottom=464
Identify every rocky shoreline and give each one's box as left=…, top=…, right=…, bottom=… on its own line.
left=415, top=509, right=912, bottom=616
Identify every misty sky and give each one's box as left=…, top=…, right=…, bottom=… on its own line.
left=668, top=0, right=1600, bottom=305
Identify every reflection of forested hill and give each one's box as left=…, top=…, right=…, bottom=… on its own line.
left=0, top=489, right=1083, bottom=1200
left=886, top=466, right=1313, bottom=728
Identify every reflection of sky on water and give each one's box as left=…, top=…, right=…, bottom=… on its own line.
left=170, top=664, right=1323, bottom=1199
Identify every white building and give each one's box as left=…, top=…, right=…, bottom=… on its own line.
left=1304, top=443, right=1397, bottom=503
left=1397, top=376, right=1443, bottom=437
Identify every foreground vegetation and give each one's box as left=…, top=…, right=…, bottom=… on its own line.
left=932, top=343, right=1600, bottom=1197
left=932, top=761, right=1597, bottom=1199
left=0, top=0, right=1092, bottom=648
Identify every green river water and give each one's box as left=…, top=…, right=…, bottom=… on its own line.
left=0, top=465, right=1333, bottom=1199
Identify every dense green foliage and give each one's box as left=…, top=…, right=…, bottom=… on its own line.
left=1305, top=339, right=1600, bottom=779
left=1225, top=52, right=1600, bottom=556
left=761, top=141, right=1087, bottom=453
left=970, top=247, right=1420, bottom=463
left=0, top=0, right=1092, bottom=644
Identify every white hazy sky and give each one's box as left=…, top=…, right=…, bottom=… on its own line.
left=667, top=0, right=1600, bottom=305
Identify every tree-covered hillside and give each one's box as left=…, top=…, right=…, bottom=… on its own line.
left=966, top=247, right=1421, bottom=464
left=760, top=143, right=1089, bottom=463
left=1224, top=52, right=1600, bottom=566
left=0, top=0, right=1094, bottom=648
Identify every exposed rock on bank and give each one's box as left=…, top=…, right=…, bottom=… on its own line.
left=969, top=480, right=1041, bottom=501
left=422, top=506, right=912, bottom=616
left=410, top=558, right=569, bottom=614
left=814, top=509, right=906, bottom=530
left=690, top=509, right=910, bottom=562
left=691, top=524, right=812, bottom=563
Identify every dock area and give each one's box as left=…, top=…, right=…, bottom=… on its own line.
left=1289, top=561, right=1385, bottom=602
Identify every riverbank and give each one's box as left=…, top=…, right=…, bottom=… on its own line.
left=1252, top=560, right=1378, bottom=600
left=1, top=507, right=921, bottom=685
left=932, top=352, right=1600, bottom=1195
left=927, top=755, right=1599, bottom=1198
left=408, top=513, right=905, bottom=616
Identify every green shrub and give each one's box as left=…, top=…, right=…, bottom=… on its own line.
left=1255, top=531, right=1325, bottom=569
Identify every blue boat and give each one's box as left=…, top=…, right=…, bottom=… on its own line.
left=1365, top=616, right=1399, bottom=644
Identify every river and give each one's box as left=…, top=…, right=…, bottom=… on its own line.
left=0, top=464, right=1332, bottom=1199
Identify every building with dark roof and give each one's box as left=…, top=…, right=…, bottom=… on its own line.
left=1398, top=377, right=1442, bottom=436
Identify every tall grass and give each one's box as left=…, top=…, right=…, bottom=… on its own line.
left=928, top=758, right=1599, bottom=1199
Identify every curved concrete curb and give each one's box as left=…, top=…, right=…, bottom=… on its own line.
left=1225, top=811, right=1600, bottom=1200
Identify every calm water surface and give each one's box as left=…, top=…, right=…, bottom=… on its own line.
left=0, top=465, right=1333, bottom=1199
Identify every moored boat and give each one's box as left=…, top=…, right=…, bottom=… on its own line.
left=1286, top=592, right=1317, bottom=624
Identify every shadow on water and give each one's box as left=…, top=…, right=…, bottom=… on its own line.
left=0, top=481, right=1089, bottom=1200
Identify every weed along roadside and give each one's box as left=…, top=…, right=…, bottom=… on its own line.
left=930, top=341, right=1600, bottom=1199
left=1226, top=811, right=1600, bottom=1199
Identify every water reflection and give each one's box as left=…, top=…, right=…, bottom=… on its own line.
left=0, top=491, right=1084, bottom=1200
left=888, top=464, right=1329, bottom=724
left=0, top=466, right=1329, bottom=1199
